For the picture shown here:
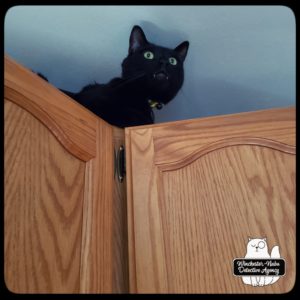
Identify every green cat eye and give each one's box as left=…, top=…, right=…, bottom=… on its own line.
left=169, top=57, right=177, bottom=65
left=144, top=51, right=154, bottom=60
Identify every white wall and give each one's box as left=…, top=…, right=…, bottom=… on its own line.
left=4, top=5, right=295, bottom=123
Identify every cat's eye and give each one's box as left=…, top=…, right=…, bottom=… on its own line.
left=169, top=57, right=177, bottom=65
left=144, top=51, right=154, bottom=60
left=258, top=241, right=265, bottom=249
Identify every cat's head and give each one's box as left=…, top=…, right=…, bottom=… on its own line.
left=246, top=238, right=269, bottom=256
left=122, top=25, right=189, bottom=106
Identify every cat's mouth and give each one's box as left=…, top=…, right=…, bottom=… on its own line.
left=153, top=71, right=169, bottom=81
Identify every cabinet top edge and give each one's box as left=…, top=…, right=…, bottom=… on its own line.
left=125, top=106, right=295, bottom=133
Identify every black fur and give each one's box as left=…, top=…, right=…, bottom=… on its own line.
left=39, top=26, right=189, bottom=128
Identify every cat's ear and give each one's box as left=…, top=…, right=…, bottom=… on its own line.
left=129, top=25, right=149, bottom=54
left=248, top=237, right=252, bottom=241
left=174, top=41, right=189, bottom=62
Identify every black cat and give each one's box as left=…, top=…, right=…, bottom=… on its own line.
left=40, top=25, right=189, bottom=128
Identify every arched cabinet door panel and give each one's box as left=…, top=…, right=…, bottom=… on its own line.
left=125, top=107, right=295, bottom=293
left=4, top=56, right=127, bottom=293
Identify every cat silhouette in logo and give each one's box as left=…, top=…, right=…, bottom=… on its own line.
left=242, top=238, right=280, bottom=287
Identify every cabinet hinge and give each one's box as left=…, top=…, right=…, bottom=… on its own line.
left=115, top=145, right=126, bottom=182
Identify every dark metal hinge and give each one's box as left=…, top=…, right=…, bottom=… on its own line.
left=114, top=145, right=126, bottom=182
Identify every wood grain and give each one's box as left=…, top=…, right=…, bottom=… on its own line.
left=125, top=129, right=138, bottom=293
left=5, top=56, right=128, bottom=293
left=5, top=100, right=85, bottom=293
left=4, top=55, right=99, bottom=161
left=80, top=123, right=128, bottom=293
left=127, top=129, right=169, bottom=292
left=112, top=127, right=129, bottom=293
left=126, top=107, right=296, bottom=293
left=159, top=136, right=295, bottom=171
left=160, top=145, right=295, bottom=293
left=153, top=106, right=295, bottom=165
left=80, top=120, right=114, bottom=293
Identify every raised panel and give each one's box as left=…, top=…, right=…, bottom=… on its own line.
left=5, top=100, right=85, bottom=293
left=159, top=145, right=295, bottom=293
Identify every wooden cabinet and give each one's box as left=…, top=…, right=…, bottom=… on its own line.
left=4, top=56, right=295, bottom=294
left=125, top=108, right=295, bottom=293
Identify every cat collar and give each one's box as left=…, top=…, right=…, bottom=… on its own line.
left=148, top=99, right=163, bottom=110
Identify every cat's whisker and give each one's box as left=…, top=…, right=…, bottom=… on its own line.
left=112, top=72, right=147, bottom=90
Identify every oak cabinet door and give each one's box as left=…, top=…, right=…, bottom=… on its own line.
left=125, top=107, right=295, bottom=293
left=4, top=56, right=127, bottom=293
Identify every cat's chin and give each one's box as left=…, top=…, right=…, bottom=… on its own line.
left=150, top=74, right=170, bottom=91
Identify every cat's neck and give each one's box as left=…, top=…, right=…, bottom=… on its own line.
left=109, top=76, right=153, bottom=109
